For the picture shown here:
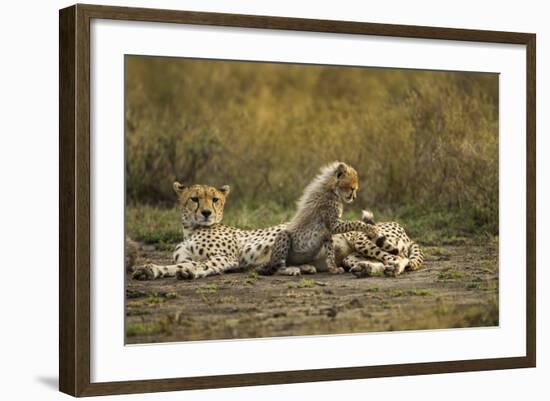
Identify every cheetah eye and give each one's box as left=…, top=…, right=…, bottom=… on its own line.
left=212, top=198, right=219, bottom=203
left=191, top=197, right=199, bottom=203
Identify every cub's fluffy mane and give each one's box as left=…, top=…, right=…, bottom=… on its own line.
left=293, top=161, right=343, bottom=218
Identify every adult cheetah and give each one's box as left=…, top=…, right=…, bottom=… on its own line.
left=132, top=183, right=307, bottom=280
left=333, top=210, right=424, bottom=277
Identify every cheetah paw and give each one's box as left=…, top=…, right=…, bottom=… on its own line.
left=383, top=265, right=397, bottom=277
left=328, top=266, right=345, bottom=274
left=300, top=265, right=317, bottom=274
left=350, top=263, right=373, bottom=278
left=279, top=267, right=301, bottom=276
left=176, top=265, right=197, bottom=280
left=384, top=258, right=409, bottom=277
left=132, top=264, right=160, bottom=280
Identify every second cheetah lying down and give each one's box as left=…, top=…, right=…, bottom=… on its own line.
left=332, top=210, right=424, bottom=278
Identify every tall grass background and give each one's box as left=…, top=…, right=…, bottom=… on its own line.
left=125, top=56, right=498, bottom=245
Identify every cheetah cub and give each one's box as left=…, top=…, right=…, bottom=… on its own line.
left=256, top=162, right=387, bottom=275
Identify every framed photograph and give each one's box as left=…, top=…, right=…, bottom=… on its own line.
left=59, top=4, right=536, bottom=397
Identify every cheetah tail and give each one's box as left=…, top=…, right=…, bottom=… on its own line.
left=361, top=210, right=376, bottom=225
left=407, top=242, right=424, bottom=271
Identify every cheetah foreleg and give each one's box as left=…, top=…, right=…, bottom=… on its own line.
left=132, top=263, right=181, bottom=280
left=331, top=219, right=387, bottom=248
left=176, top=256, right=240, bottom=280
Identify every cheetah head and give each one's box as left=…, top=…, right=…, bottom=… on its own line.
left=334, top=162, right=359, bottom=203
left=173, top=182, right=230, bottom=227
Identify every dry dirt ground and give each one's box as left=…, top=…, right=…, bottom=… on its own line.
left=125, top=243, right=498, bottom=344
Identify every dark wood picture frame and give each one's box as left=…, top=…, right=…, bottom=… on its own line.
left=59, top=3, right=536, bottom=397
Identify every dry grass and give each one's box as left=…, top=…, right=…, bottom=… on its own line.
left=125, top=57, right=498, bottom=236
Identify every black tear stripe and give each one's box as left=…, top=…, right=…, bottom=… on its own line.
left=212, top=191, right=218, bottom=213
left=188, top=196, right=199, bottom=213
left=194, top=193, right=200, bottom=213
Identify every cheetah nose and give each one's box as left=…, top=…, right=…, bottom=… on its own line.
left=201, top=210, right=212, bottom=218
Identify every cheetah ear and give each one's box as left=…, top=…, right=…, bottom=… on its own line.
left=336, top=162, right=347, bottom=179
left=173, top=181, right=186, bottom=194
left=218, top=185, right=230, bottom=196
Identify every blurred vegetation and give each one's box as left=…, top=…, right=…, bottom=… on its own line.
left=126, top=203, right=495, bottom=247
left=125, top=56, right=498, bottom=243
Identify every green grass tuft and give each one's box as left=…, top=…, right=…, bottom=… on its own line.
left=126, top=321, right=167, bottom=337
left=287, top=278, right=316, bottom=289
left=466, top=282, right=498, bottom=291
left=195, top=284, right=218, bottom=294
left=407, top=288, right=432, bottom=296
left=389, top=289, right=404, bottom=297
left=246, top=271, right=263, bottom=280
left=437, top=270, right=464, bottom=280
left=126, top=203, right=498, bottom=248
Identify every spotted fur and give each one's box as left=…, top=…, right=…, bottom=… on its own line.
left=255, top=162, right=387, bottom=276
left=337, top=210, right=424, bottom=277
left=132, top=183, right=306, bottom=281
left=131, top=179, right=421, bottom=281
